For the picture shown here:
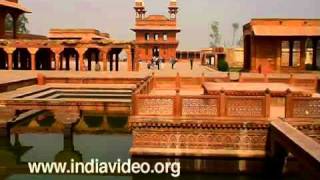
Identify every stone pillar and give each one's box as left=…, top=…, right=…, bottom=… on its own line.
left=219, top=89, right=226, bottom=116
left=51, top=48, right=63, bottom=71
left=88, top=52, right=92, bottom=71
left=175, top=73, right=181, bottom=89
left=115, top=53, right=119, bottom=71
left=76, top=48, right=87, bottom=71
left=214, top=54, right=218, bottom=68
left=0, top=11, right=5, bottom=38
left=251, top=36, right=257, bottom=71
left=28, top=48, right=38, bottom=70
left=276, top=40, right=282, bottom=72
left=101, top=115, right=109, bottom=130
left=300, top=39, right=306, bottom=70
left=53, top=109, right=80, bottom=139
left=126, top=48, right=133, bottom=71
left=288, top=40, right=294, bottom=67
left=174, top=89, right=182, bottom=117
left=99, top=48, right=109, bottom=71
left=4, top=48, right=15, bottom=70
left=110, top=53, right=114, bottom=71
left=66, top=54, right=70, bottom=70
left=12, top=13, right=20, bottom=39
left=265, top=89, right=271, bottom=118
left=37, top=73, right=46, bottom=85
left=312, top=39, right=318, bottom=70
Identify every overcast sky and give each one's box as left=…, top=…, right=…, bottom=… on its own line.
left=20, top=0, right=320, bottom=50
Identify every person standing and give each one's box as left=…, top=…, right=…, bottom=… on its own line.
left=156, top=57, right=160, bottom=70
left=170, top=57, right=176, bottom=69
left=190, top=58, right=194, bottom=70
left=170, top=57, right=174, bottom=69
left=151, top=56, right=156, bottom=69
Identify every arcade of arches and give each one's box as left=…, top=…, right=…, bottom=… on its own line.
left=0, top=47, right=134, bottom=71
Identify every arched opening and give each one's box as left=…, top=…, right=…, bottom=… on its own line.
left=0, top=48, right=8, bottom=69
left=108, top=48, right=122, bottom=72
left=61, top=48, right=79, bottom=71
left=84, top=48, right=100, bottom=71
left=118, top=49, right=128, bottom=72
left=12, top=48, right=31, bottom=70
left=36, top=48, right=54, bottom=70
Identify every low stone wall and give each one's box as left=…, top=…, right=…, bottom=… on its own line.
left=130, top=91, right=271, bottom=157
left=130, top=119, right=269, bottom=158
left=285, top=94, right=320, bottom=119
left=132, top=91, right=270, bottom=118
left=239, top=73, right=318, bottom=93
left=152, top=73, right=230, bottom=90
left=130, top=88, right=320, bottom=158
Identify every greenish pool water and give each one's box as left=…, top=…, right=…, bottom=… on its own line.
left=0, top=112, right=301, bottom=180
left=0, top=133, right=300, bottom=180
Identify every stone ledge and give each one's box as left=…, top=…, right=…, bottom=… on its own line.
left=130, top=148, right=266, bottom=158
left=129, top=117, right=270, bottom=130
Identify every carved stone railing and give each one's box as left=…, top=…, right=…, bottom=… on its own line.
left=133, top=95, right=175, bottom=116
left=152, top=73, right=230, bottom=90
left=133, top=75, right=154, bottom=95
left=240, top=73, right=318, bottom=92
left=181, top=95, right=219, bottom=117
left=132, top=89, right=271, bottom=118
left=285, top=92, right=320, bottom=119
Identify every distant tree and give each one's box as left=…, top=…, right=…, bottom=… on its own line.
left=237, top=35, right=244, bottom=47
left=209, top=21, right=221, bottom=48
left=5, top=14, right=29, bottom=34
left=232, top=22, right=239, bottom=46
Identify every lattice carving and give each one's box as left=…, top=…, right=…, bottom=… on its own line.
left=133, top=130, right=267, bottom=151
left=226, top=98, right=264, bottom=117
left=292, top=99, right=320, bottom=118
left=137, top=98, right=174, bottom=115
left=182, top=98, right=218, bottom=116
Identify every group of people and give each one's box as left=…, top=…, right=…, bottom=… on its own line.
left=147, top=56, right=163, bottom=70
left=146, top=56, right=194, bottom=70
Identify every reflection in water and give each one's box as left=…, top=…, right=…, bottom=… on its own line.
left=0, top=112, right=300, bottom=179
left=1, top=133, right=299, bottom=180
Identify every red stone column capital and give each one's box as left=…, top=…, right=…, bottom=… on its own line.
left=99, top=48, right=110, bottom=71
left=3, top=47, right=16, bottom=54
left=3, top=48, right=15, bottom=70
left=76, top=48, right=88, bottom=71
left=51, top=48, right=64, bottom=71
left=28, top=48, right=39, bottom=70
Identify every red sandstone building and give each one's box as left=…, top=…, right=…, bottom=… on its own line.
left=2, top=1, right=320, bottom=73
left=132, top=0, right=180, bottom=62
left=243, top=19, right=320, bottom=73
left=0, top=0, right=135, bottom=72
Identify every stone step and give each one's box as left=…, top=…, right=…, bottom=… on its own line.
left=21, top=89, right=56, bottom=99
left=51, top=93, right=132, bottom=99
left=20, top=89, right=133, bottom=99
left=54, top=89, right=133, bottom=94
left=57, top=98, right=132, bottom=103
